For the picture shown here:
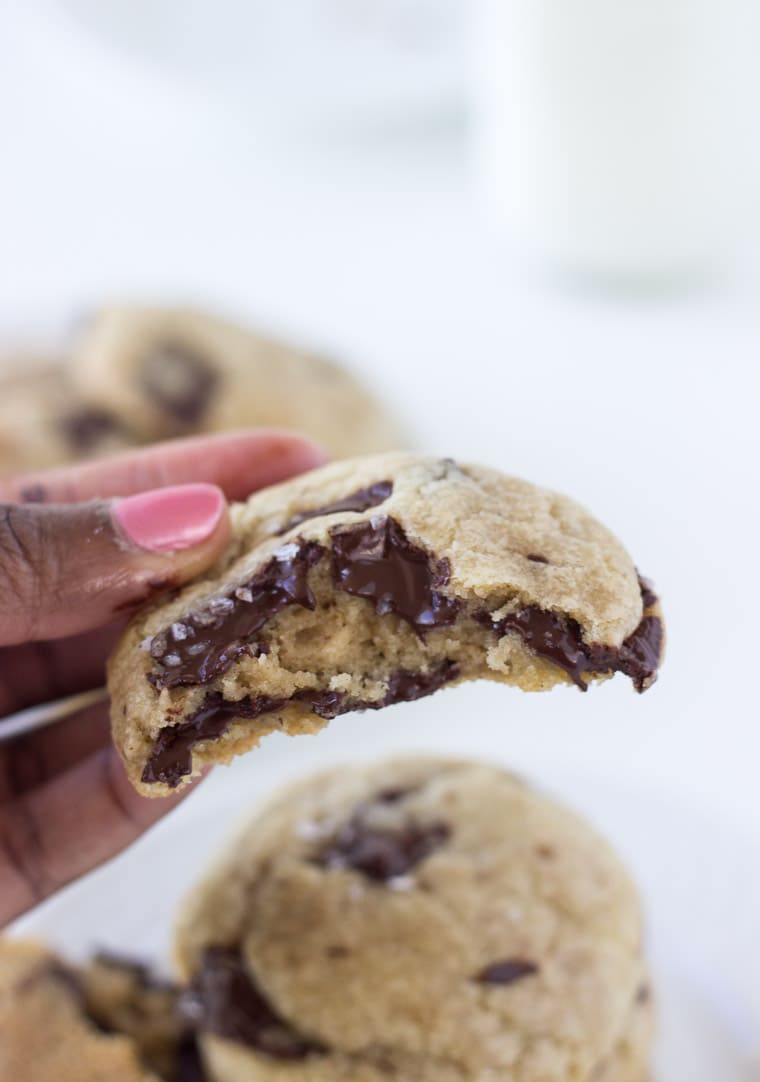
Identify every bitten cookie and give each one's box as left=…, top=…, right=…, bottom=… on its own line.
left=0, top=940, right=205, bottom=1082
left=173, top=759, right=655, bottom=1082
left=0, top=363, right=135, bottom=476
left=70, top=305, right=404, bottom=459
left=109, top=453, right=664, bottom=795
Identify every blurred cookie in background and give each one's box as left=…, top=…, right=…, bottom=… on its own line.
left=174, top=758, right=655, bottom=1082
left=0, top=940, right=202, bottom=1082
left=0, top=304, right=404, bottom=476
left=70, top=305, right=405, bottom=459
left=0, top=363, right=136, bottom=476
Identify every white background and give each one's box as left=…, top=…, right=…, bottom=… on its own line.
left=1, top=3, right=759, bottom=1074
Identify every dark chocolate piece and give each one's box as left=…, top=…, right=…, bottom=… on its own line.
left=148, top=515, right=458, bottom=692
left=278, top=480, right=393, bottom=534
left=526, top=553, right=549, bottom=564
left=331, top=516, right=461, bottom=634
left=140, top=342, right=219, bottom=424
left=378, top=662, right=460, bottom=707
left=598, top=614, right=663, bottom=692
left=476, top=959, right=539, bottom=985
left=375, top=786, right=416, bottom=805
left=143, top=660, right=459, bottom=787
left=175, top=1037, right=208, bottom=1082
left=479, top=578, right=662, bottom=693
left=142, top=693, right=288, bottom=786
left=147, top=540, right=325, bottom=689
left=638, top=574, right=658, bottom=610
left=59, top=407, right=124, bottom=451
left=317, top=820, right=449, bottom=881
left=484, top=606, right=592, bottom=690
left=325, top=946, right=350, bottom=959
left=180, top=948, right=323, bottom=1060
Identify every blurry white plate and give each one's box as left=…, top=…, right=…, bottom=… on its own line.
left=11, top=744, right=757, bottom=1080
left=32, top=0, right=466, bottom=127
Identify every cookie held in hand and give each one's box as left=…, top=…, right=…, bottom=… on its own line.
left=108, top=453, right=664, bottom=795
left=173, top=758, right=654, bottom=1082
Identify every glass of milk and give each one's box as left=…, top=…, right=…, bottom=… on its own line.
left=471, top=0, right=758, bottom=284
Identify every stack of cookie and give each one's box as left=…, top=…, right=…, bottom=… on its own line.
left=1, top=759, right=653, bottom=1082
left=0, top=306, right=664, bottom=1079
left=0, top=305, right=404, bottom=474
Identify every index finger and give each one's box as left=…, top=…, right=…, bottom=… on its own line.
left=0, top=429, right=327, bottom=504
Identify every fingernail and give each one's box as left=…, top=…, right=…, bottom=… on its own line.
left=114, top=484, right=226, bottom=552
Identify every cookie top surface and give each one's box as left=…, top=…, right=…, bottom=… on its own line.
left=0, top=364, right=134, bottom=476
left=0, top=940, right=162, bottom=1082
left=174, top=759, right=650, bottom=1082
left=109, top=454, right=663, bottom=795
left=70, top=305, right=404, bottom=459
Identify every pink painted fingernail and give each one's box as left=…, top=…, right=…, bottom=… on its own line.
left=114, top=484, right=226, bottom=552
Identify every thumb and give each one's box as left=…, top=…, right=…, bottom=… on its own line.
left=0, top=484, right=230, bottom=645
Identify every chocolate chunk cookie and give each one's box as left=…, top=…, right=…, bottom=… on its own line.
left=0, top=940, right=205, bottom=1082
left=109, top=453, right=664, bottom=795
left=70, top=305, right=404, bottom=459
left=0, top=940, right=161, bottom=1081
left=173, top=759, right=654, bottom=1081
left=0, top=363, right=135, bottom=476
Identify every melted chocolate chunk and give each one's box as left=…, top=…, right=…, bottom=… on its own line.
left=526, top=553, right=549, bottom=564
left=479, top=578, right=662, bottom=693
left=278, top=480, right=393, bottom=534
left=296, top=662, right=460, bottom=721
left=142, top=693, right=288, bottom=786
left=143, top=661, right=459, bottom=787
left=180, top=948, right=323, bottom=1060
left=594, top=614, right=663, bottom=692
left=476, top=959, right=539, bottom=985
left=140, top=342, right=219, bottom=424
left=175, top=1037, right=207, bottom=1082
left=147, top=540, right=325, bottom=689
left=484, top=607, right=591, bottom=690
left=317, top=820, right=449, bottom=881
left=638, top=574, right=658, bottom=610
left=59, top=407, right=124, bottom=451
left=331, top=516, right=461, bottom=634
left=380, top=662, right=461, bottom=704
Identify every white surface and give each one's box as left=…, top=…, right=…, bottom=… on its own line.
left=1, top=5, right=759, bottom=1074
left=34, top=0, right=465, bottom=129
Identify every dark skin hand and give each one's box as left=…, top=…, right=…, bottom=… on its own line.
left=0, top=430, right=326, bottom=925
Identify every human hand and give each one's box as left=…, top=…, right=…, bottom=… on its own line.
left=0, top=430, right=326, bottom=925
